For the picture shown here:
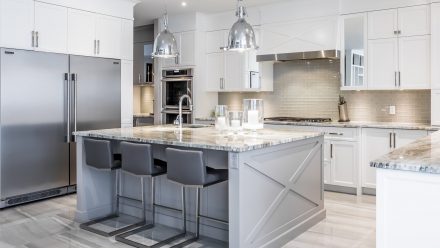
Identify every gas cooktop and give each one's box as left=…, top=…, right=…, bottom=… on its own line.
left=264, top=117, right=332, bottom=123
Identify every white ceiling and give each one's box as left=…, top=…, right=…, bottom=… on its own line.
left=134, top=0, right=288, bottom=26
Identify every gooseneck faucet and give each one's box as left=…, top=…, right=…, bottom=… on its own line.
left=177, top=94, right=193, bottom=129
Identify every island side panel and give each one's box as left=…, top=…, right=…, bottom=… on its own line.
left=75, top=136, right=116, bottom=222
left=229, top=136, right=326, bottom=248
left=377, top=169, right=440, bottom=248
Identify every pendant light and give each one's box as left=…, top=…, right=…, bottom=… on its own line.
left=224, top=0, right=258, bottom=52
left=152, top=10, right=179, bottom=58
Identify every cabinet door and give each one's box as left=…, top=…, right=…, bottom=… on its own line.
left=133, top=43, right=145, bottom=84
left=34, top=2, right=68, bottom=54
left=368, top=9, right=398, bottom=39
left=179, top=31, right=195, bottom=66
left=367, top=38, right=399, bottom=89
left=121, top=60, right=133, bottom=125
left=121, top=19, right=133, bottom=61
left=362, top=128, right=393, bottom=188
left=0, top=0, right=34, bottom=50
left=206, top=53, right=224, bottom=91
left=96, top=14, right=121, bottom=59
left=432, top=3, right=440, bottom=90
left=68, top=9, right=95, bottom=56
left=323, top=140, right=332, bottom=185
left=394, top=129, right=428, bottom=149
left=206, top=30, right=227, bottom=53
left=398, top=5, right=430, bottom=37
left=331, top=141, right=358, bottom=188
left=398, top=35, right=430, bottom=89
left=224, top=52, right=247, bottom=91
left=432, top=90, right=440, bottom=126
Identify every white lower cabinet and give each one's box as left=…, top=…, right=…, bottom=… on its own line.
left=362, top=128, right=428, bottom=189
left=330, top=141, right=358, bottom=188
left=432, top=90, right=440, bottom=126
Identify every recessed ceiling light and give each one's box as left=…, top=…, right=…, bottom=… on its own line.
left=181, top=2, right=187, bottom=7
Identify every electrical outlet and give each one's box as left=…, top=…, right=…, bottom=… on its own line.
left=389, top=105, right=396, bottom=115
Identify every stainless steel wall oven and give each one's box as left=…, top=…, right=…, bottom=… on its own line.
left=162, top=69, right=193, bottom=124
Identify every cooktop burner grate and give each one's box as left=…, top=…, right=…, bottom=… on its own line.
left=264, top=117, right=332, bottom=123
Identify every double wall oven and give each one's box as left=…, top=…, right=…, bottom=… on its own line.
left=162, top=69, right=193, bottom=124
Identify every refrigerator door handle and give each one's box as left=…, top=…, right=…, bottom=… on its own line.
left=65, top=73, right=71, bottom=143
left=71, top=73, right=78, bottom=141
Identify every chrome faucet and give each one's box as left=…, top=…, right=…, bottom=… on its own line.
left=177, top=94, right=193, bottom=129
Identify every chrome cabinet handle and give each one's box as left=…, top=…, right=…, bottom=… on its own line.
left=327, top=132, right=344, bottom=136
left=398, top=71, right=401, bottom=87
left=94, top=40, right=97, bottom=54
left=31, top=31, right=35, bottom=47
left=97, top=40, right=100, bottom=55
left=394, top=72, right=397, bottom=87
left=65, top=73, right=71, bottom=143
left=35, top=31, right=39, bottom=48
left=393, top=132, right=397, bottom=148
left=138, top=73, right=141, bottom=83
left=330, top=144, right=334, bottom=159
left=389, top=132, right=392, bottom=148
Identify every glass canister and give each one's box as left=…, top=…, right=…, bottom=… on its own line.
left=228, top=111, right=243, bottom=133
left=215, top=105, right=229, bottom=130
left=243, top=99, right=264, bottom=130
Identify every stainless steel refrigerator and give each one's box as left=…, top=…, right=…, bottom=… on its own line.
left=0, top=49, right=121, bottom=208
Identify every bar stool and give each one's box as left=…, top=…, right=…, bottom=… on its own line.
left=80, top=139, right=157, bottom=237
left=164, top=148, right=229, bottom=247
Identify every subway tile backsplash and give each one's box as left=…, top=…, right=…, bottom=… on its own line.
left=218, top=60, right=430, bottom=124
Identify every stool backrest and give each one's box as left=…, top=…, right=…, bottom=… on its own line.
left=166, top=148, right=206, bottom=186
left=84, top=139, right=113, bottom=170
left=120, top=142, right=154, bottom=176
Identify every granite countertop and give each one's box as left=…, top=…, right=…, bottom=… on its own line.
left=264, top=120, right=439, bottom=131
left=74, top=125, right=323, bottom=152
left=371, top=131, right=440, bottom=174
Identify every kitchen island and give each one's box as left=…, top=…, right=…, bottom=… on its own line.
left=371, top=131, right=440, bottom=248
left=74, top=125, right=325, bottom=248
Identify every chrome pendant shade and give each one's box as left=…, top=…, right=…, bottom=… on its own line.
left=152, top=14, right=179, bottom=58
left=225, top=0, right=258, bottom=52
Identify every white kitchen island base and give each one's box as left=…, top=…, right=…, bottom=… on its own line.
left=74, top=126, right=325, bottom=248
left=377, top=169, right=440, bottom=248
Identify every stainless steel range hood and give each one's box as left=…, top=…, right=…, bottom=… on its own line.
left=257, top=50, right=340, bottom=62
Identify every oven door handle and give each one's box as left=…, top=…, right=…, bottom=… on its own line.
left=162, top=109, right=192, bottom=114
left=161, top=78, right=193, bottom=82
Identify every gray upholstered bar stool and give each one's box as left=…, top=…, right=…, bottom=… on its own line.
left=80, top=139, right=150, bottom=237
left=164, top=148, right=229, bottom=247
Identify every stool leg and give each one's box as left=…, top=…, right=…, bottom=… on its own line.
left=182, top=186, right=187, bottom=233
left=141, top=177, right=146, bottom=221
left=195, top=187, right=200, bottom=239
left=151, top=177, right=156, bottom=224
left=115, top=170, right=120, bottom=215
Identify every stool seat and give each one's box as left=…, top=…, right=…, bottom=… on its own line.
left=151, top=159, right=167, bottom=176
left=205, top=167, right=228, bottom=187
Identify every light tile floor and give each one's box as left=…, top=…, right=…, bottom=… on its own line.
left=0, top=192, right=375, bottom=248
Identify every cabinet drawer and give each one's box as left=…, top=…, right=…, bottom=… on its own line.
left=321, top=127, right=358, bottom=140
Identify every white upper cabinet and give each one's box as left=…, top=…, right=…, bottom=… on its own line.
left=67, top=9, right=96, bottom=56
left=206, top=30, right=227, bottom=54
left=368, top=9, right=398, bottom=39
left=0, top=0, right=34, bottom=50
left=162, top=31, right=196, bottom=68
left=398, top=5, right=430, bottom=37
left=179, top=31, right=195, bottom=66
left=120, top=19, right=133, bottom=61
left=34, top=2, right=68, bottom=54
left=431, top=3, right=440, bottom=90
left=367, top=38, right=398, bottom=89
left=224, top=52, right=247, bottom=91
left=206, top=52, right=225, bottom=91
left=398, top=35, right=430, bottom=89
left=95, top=14, right=121, bottom=59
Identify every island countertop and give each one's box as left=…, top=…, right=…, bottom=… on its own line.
left=74, top=125, right=323, bottom=152
left=371, top=131, right=440, bottom=174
